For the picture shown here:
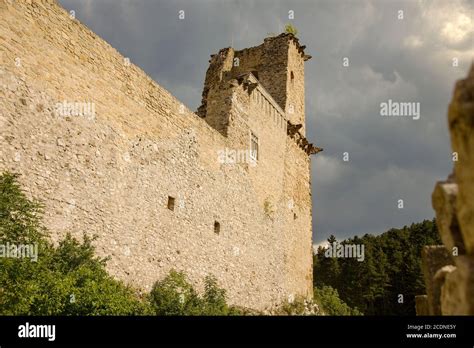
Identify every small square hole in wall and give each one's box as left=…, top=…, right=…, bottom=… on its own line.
left=167, top=196, right=175, bottom=211
left=214, top=221, right=220, bottom=235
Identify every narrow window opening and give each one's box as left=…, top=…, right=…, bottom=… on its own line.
left=250, top=132, right=259, bottom=161
left=290, top=71, right=295, bottom=82
left=167, top=196, right=175, bottom=211
left=214, top=221, right=220, bottom=234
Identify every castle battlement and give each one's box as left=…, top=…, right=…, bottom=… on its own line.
left=236, top=72, right=288, bottom=132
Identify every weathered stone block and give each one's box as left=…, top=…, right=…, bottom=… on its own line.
left=415, top=295, right=429, bottom=316
left=441, top=256, right=474, bottom=315
left=449, top=64, right=474, bottom=255
left=432, top=180, right=465, bottom=254
left=421, top=246, right=453, bottom=315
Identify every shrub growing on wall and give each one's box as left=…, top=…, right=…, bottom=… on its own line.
left=149, top=270, right=242, bottom=315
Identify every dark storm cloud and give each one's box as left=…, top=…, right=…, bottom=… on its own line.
left=59, top=0, right=473, bottom=244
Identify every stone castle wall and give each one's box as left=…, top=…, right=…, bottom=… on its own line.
left=0, top=0, right=314, bottom=309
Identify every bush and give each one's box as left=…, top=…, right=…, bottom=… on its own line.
left=149, top=270, right=201, bottom=315
left=284, top=23, right=298, bottom=36
left=149, top=270, right=242, bottom=315
left=314, top=286, right=362, bottom=316
left=277, top=295, right=322, bottom=316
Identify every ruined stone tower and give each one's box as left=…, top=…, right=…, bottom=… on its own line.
left=0, top=1, right=321, bottom=310
left=197, top=34, right=312, bottom=136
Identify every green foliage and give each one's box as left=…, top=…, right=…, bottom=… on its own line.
left=314, top=286, right=362, bottom=316
left=0, top=172, right=45, bottom=244
left=313, top=220, right=442, bottom=315
left=275, top=287, right=359, bottom=316
left=277, top=295, right=321, bottom=316
left=149, top=270, right=242, bottom=315
left=0, top=172, right=151, bottom=315
left=202, top=275, right=230, bottom=315
left=149, top=270, right=201, bottom=315
left=284, top=23, right=298, bottom=36
left=279, top=296, right=306, bottom=315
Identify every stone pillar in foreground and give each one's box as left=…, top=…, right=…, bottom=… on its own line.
left=419, top=63, right=474, bottom=315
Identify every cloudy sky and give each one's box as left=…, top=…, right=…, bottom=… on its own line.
left=59, top=0, right=473, bottom=244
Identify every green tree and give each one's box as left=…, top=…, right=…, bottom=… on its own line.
left=149, top=270, right=202, bottom=315
left=314, top=286, right=362, bottom=316
left=313, top=220, right=441, bottom=315
left=149, top=270, right=242, bottom=315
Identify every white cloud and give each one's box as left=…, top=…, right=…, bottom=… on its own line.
left=441, top=13, right=472, bottom=45
left=421, top=0, right=474, bottom=49
left=404, top=35, right=424, bottom=48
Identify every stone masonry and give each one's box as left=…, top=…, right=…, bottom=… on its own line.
left=0, top=0, right=321, bottom=310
